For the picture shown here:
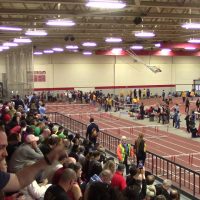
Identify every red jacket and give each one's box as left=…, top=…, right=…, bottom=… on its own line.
left=111, top=171, right=126, bottom=191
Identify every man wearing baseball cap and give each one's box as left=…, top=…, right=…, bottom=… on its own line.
left=8, top=134, right=43, bottom=173
left=0, top=130, right=65, bottom=194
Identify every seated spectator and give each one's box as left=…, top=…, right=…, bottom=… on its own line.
left=170, top=189, right=180, bottom=200
left=69, top=144, right=79, bottom=162
left=67, top=162, right=83, bottom=200
left=103, top=159, right=116, bottom=174
left=6, top=132, right=22, bottom=162
left=156, top=179, right=172, bottom=200
left=8, top=134, right=43, bottom=172
left=39, top=128, right=51, bottom=143
left=78, top=146, right=86, bottom=167
left=155, top=195, right=167, bottom=200
left=126, top=165, right=142, bottom=187
left=20, top=161, right=51, bottom=200
left=123, top=167, right=146, bottom=200
left=88, top=151, right=102, bottom=179
left=111, top=163, right=126, bottom=191
left=85, top=182, right=124, bottom=200
left=146, top=175, right=156, bottom=199
left=44, top=169, right=77, bottom=200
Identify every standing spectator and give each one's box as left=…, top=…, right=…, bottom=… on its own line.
left=86, top=117, right=99, bottom=146
left=117, top=136, right=134, bottom=175
left=181, top=91, right=186, bottom=103
left=138, top=89, right=142, bottom=99
left=162, top=90, right=165, bottom=101
left=175, top=111, right=180, bottom=129
left=185, top=98, right=190, bottom=113
left=140, top=102, right=145, bottom=120
left=111, top=163, right=126, bottom=191
left=134, top=133, right=146, bottom=167
left=196, top=98, right=200, bottom=110
left=185, top=114, right=190, bottom=133
left=155, top=179, right=172, bottom=200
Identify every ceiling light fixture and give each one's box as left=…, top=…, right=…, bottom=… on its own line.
left=155, top=43, right=161, bottom=47
left=161, top=48, right=171, bottom=53
left=184, top=47, right=196, bottom=50
left=82, top=42, right=97, bottom=47
left=188, top=38, right=200, bottom=43
left=46, top=19, right=75, bottom=26
left=130, top=45, right=143, bottom=50
left=25, top=30, right=48, bottom=36
left=13, top=38, right=32, bottom=43
left=43, top=50, right=54, bottom=54
left=3, top=42, right=18, bottom=47
left=66, top=45, right=79, bottom=50
left=105, top=37, right=122, bottom=43
left=0, top=46, right=9, bottom=50
left=34, top=51, right=43, bottom=55
left=182, top=23, right=200, bottom=29
left=86, top=0, right=126, bottom=9
left=52, top=47, right=64, bottom=52
left=0, top=26, right=22, bottom=31
left=83, top=51, right=92, bottom=55
left=135, top=31, right=155, bottom=38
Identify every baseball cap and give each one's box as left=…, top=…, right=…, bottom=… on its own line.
left=26, top=134, right=39, bottom=143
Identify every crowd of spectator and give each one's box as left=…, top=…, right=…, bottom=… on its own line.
left=0, top=94, right=183, bottom=200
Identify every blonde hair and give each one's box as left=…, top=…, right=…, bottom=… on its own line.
left=103, top=160, right=116, bottom=174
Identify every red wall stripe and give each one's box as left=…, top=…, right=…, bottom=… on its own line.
left=33, top=84, right=176, bottom=91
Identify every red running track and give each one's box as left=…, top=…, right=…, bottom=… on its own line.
left=47, top=102, right=200, bottom=171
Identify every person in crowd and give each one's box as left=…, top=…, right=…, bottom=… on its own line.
left=170, top=189, right=180, bottom=200
left=185, top=114, right=190, bottom=133
left=185, top=98, right=190, bottom=113
left=103, top=159, right=116, bottom=175
left=162, top=90, right=165, bottom=101
left=155, top=179, right=172, bottom=200
left=44, top=168, right=77, bottom=200
left=123, top=166, right=146, bottom=200
left=111, top=163, right=126, bottom=191
left=8, top=134, right=43, bottom=172
left=134, top=133, right=146, bottom=167
left=86, top=117, right=99, bottom=145
left=85, top=181, right=124, bottom=200
left=175, top=111, right=181, bottom=129
left=88, top=151, right=102, bottom=179
left=139, top=102, right=145, bottom=119
left=117, top=136, right=134, bottom=175
left=0, top=130, right=64, bottom=194
left=146, top=175, right=156, bottom=199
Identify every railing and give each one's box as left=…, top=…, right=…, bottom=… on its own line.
left=46, top=112, right=200, bottom=199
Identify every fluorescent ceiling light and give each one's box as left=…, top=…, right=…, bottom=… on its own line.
left=34, top=51, right=43, bottom=55
left=3, top=42, right=18, bottom=47
left=43, top=50, right=54, bottom=54
left=0, top=26, right=22, bottom=31
left=82, top=42, right=97, bottom=47
left=13, top=38, right=32, bottom=43
left=161, top=48, right=171, bottom=53
left=130, top=45, right=143, bottom=50
left=83, top=51, right=92, bottom=55
left=105, top=37, right=122, bottom=43
left=52, top=47, right=64, bottom=52
left=182, top=23, right=200, bottom=29
left=188, top=38, right=200, bottom=43
left=25, top=30, right=48, bottom=36
left=184, top=47, right=196, bottom=50
left=46, top=19, right=75, bottom=26
left=66, top=45, right=79, bottom=49
left=0, top=46, right=9, bottom=50
left=135, top=31, right=155, bottom=38
left=155, top=43, right=161, bottom=47
left=86, top=0, right=126, bottom=9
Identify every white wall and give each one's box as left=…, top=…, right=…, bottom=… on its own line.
left=0, top=54, right=6, bottom=81
left=33, top=53, right=200, bottom=92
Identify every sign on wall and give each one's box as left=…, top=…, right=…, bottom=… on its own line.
left=34, top=71, right=46, bottom=82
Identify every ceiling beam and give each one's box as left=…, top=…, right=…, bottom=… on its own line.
left=0, top=9, right=200, bottom=19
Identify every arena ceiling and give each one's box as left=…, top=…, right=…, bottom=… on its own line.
left=0, top=0, right=200, bottom=52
